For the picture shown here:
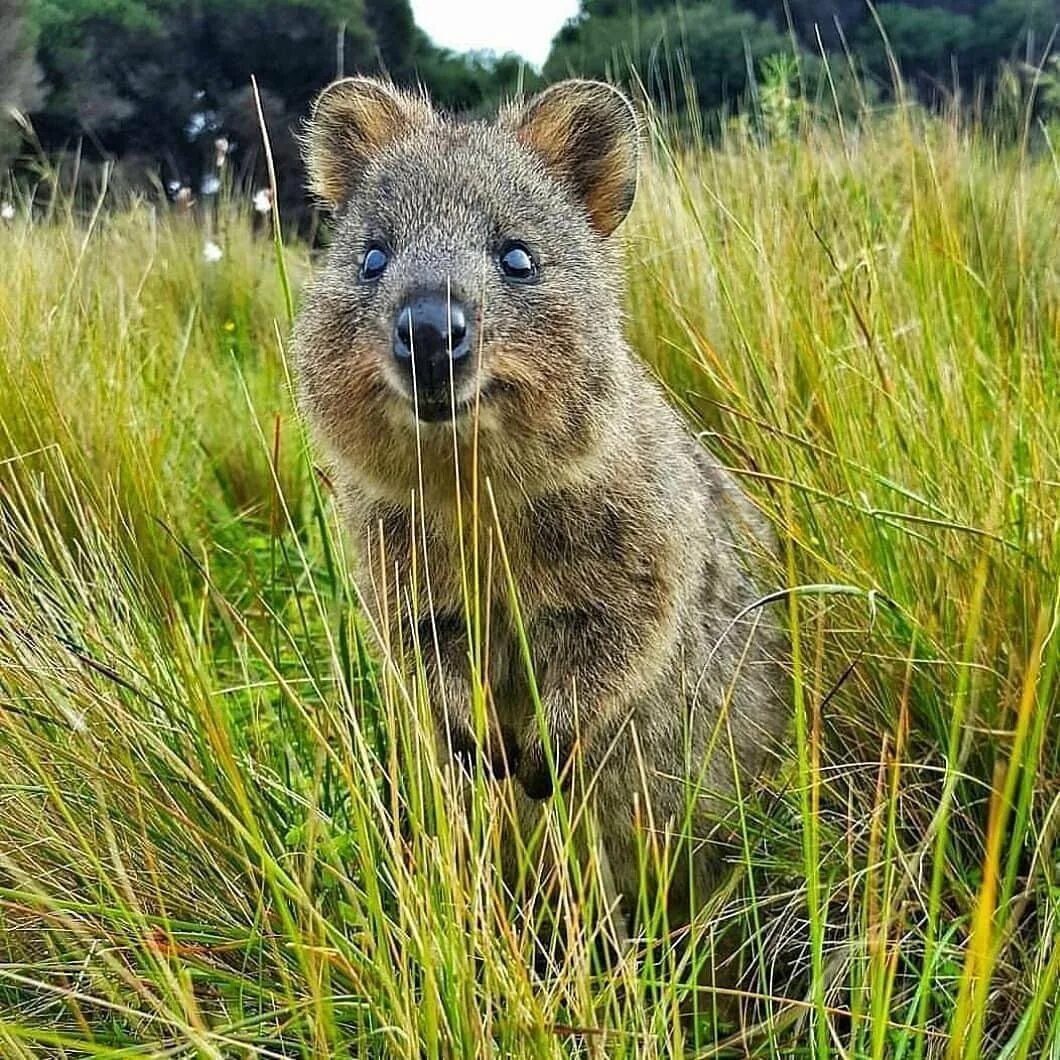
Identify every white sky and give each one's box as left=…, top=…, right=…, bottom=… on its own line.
left=410, top=0, right=581, bottom=69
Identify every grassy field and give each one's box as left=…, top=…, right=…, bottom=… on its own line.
left=0, top=107, right=1057, bottom=1057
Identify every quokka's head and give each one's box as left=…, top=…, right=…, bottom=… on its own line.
left=294, top=77, right=640, bottom=496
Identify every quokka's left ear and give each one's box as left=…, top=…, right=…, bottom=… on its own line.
left=506, top=79, right=639, bottom=238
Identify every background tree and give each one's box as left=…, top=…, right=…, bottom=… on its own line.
left=26, top=0, right=382, bottom=206
left=852, top=0, right=1056, bottom=97
left=20, top=0, right=539, bottom=213
left=545, top=0, right=790, bottom=116
left=1, top=0, right=44, bottom=168
left=547, top=0, right=1057, bottom=112
left=7, top=0, right=1056, bottom=214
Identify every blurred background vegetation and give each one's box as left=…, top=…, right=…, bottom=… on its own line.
left=1, top=0, right=1057, bottom=220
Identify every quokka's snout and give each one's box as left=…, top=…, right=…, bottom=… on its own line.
left=390, top=289, right=474, bottom=418
left=293, top=74, right=789, bottom=927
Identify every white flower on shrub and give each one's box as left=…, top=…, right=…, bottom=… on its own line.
left=201, top=174, right=220, bottom=196
left=203, top=240, right=223, bottom=263
left=253, top=188, right=272, bottom=214
left=0, top=203, right=14, bottom=221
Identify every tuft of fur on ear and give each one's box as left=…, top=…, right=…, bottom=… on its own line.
left=304, top=77, right=434, bottom=208
left=509, top=79, right=639, bottom=237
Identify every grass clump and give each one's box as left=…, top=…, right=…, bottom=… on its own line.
left=0, top=108, right=1057, bottom=1057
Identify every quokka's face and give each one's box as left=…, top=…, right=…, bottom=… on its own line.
left=318, top=127, right=609, bottom=424
left=295, top=78, right=639, bottom=468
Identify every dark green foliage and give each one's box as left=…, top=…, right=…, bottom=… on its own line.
left=854, top=0, right=1057, bottom=95
left=17, top=0, right=537, bottom=216
left=0, top=0, right=44, bottom=166
left=25, top=0, right=385, bottom=211
left=6, top=0, right=1057, bottom=212
left=559, top=0, right=1058, bottom=115
left=547, top=1, right=790, bottom=115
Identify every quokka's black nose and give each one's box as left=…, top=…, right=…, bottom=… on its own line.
left=392, top=294, right=470, bottom=384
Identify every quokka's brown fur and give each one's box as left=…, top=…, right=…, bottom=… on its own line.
left=293, top=76, right=788, bottom=926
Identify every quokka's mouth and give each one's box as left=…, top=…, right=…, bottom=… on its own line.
left=405, top=380, right=505, bottom=424
left=412, top=396, right=474, bottom=422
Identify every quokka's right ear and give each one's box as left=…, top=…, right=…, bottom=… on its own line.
left=303, top=77, right=434, bottom=208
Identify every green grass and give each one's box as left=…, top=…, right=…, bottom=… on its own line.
left=0, top=107, right=1057, bottom=1057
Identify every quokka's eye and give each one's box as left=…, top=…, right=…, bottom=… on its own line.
left=361, top=244, right=388, bottom=282
left=499, top=241, right=537, bottom=282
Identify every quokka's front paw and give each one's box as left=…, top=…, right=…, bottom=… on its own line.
left=515, top=730, right=574, bottom=800
left=448, top=722, right=521, bottom=780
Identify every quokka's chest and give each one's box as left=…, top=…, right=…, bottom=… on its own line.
left=356, top=487, right=672, bottom=622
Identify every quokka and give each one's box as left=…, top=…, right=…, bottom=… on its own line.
left=293, top=76, right=788, bottom=927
